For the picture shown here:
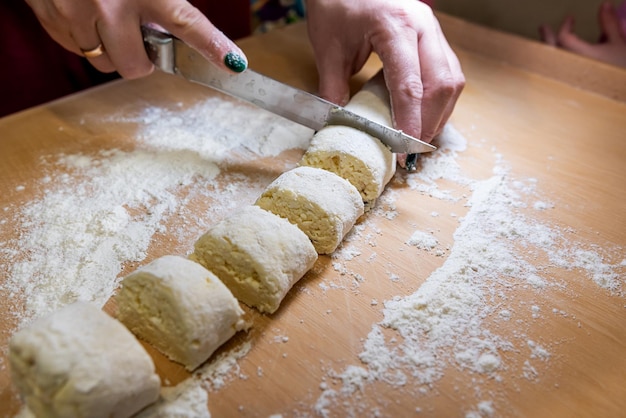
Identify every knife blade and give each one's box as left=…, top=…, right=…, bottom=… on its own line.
left=142, top=26, right=436, bottom=154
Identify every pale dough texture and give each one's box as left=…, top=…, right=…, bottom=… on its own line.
left=299, top=72, right=396, bottom=205
left=9, top=302, right=160, bottom=418
left=116, top=255, right=246, bottom=371
left=255, top=166, right=364, bottom=254
left=190, top=205, right=318, bottom=314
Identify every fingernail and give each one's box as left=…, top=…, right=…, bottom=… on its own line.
left=224, top=52, right=247, bottom=73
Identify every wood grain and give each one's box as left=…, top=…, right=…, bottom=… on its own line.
left=1, top=15, right=625, bottom=418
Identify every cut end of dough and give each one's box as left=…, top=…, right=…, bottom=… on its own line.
left=116, top=255, right=245, bottom=371
left=191, top=206, right=317, bottom=314
left=9, top=302, right=160, bottom=418
left=255, top=166, right=364, bottom=254
left=299, top=125, right=395, bottom=203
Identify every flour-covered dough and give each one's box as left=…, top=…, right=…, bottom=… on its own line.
left=190, top=205, right=317, bottom=314
left=9, top=302, right=160, bottom=418
left=299, top=72, right=396, bottom=205
left=255, top=166, right=364, bottom=254
left=116, top=255, right=246, bottom=371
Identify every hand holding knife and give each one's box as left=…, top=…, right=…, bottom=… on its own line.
left=142, top=26, right=436, bottom=157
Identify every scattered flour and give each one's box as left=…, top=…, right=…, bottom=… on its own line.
left=196, top=340, right=252, bottom=391
left=0, top=98, right=312, bottom=327
left=137, top=378, right=211, bottom=418
left=1, top=94, right=623, bottom=418
left=313, top=124, right=625, bottom=417
left=0, top=97, right=308, bottom=415
left=406, top=230, right=438, bottom=251
left=2, top=148, right=220, bottom=322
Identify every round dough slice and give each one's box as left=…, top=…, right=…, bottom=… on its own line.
left=299, top=72, right=396, bottom=205
left=116, top=255, right=246, bottom=371
left=190, top=205, right=318, bottom=314
left=9, top=302, right=160, bottom=418
left=255, top=166, right=364, bottom=254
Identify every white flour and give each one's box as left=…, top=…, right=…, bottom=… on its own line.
left=0, top=97, right=312, bottom=326
left=0, top=96, right=311, bottom=415
left=137, top=378, right=211, bottom=418
left=1, top=95, right=623, bottom=417
left=313, top=125, right=625, bottom=417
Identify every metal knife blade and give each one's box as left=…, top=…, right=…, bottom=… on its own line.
left=142, top=26, right=436, bottom=154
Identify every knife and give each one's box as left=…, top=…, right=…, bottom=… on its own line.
left=142, top=26, right=436, bottom=154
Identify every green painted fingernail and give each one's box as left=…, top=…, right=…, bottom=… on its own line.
left=224, top=52, right=247, bottom=73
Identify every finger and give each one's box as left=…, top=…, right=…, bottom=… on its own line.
left=556, top=17, right=596, bottom=56
left=431, top=22, right=465, bottom=137
left=149, top=0, right=248, bottom=73
left=96, top=13, right=152, bottom=78
left=38, top=19, right=77, bottom=54
left=539, top=24, right=557, bottom=46
left=37, top=0, right=116, bottom=72
left=26, top=0, right=108, bottom=66
left=599, top=1, right=625, bottom=43
left=314, top=44, right=353, bottom=106
left=371, top=25, right=424, bottom=141
left=67, top=14, right=117, bottom=73
left=396, top=153, right=408, bottom=169
left=25, top=0, right=73, bottom=51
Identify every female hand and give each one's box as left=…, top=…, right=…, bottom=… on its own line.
left=305, top=0, right=465, bottom=165
left=539, top=1, right=626, bottom=69
left=24, top=0, right=248, bottom=78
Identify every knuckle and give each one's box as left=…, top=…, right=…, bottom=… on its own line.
left=169, top=3, right=203, bottom=34
left=392, top=75, right=425, bottom=103
left=426, top=71, right=465, bottom=101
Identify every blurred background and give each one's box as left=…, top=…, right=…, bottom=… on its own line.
left=435, top=0, right=608, bottom=42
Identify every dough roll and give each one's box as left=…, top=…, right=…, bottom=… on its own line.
left=299, top=71, right=396, bottom=205
left=116, top=255, right=246, bottom=371
left=255, top=166, right=364, bottom=254
left=9, top=302, right=160, bottom=418
left=190, top=205, right=318, bottom=314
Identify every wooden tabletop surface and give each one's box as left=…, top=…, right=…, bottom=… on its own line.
left=1, top=14, right=625, bottom=418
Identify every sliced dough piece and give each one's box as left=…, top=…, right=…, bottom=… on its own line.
left=255, top=166, right=364, bottom=254
left=190, top=205, right=318, bottom=314
left=299, top=72, right=396, bottom=204
left=116, top=255, right=246, bottom=371
left=9, top=302, right=160, bottom=418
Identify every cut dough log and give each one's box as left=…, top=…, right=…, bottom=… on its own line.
left=255, top=166, right=364, bottom=254
left=9, top=302, right=160, bottom=418
left=299, top=71, right=396, bottom=205
left=116, top=255, right=246, bottom=371
left=190, top=205, right=317, bottom=314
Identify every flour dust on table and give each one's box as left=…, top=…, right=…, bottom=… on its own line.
left=1, top=93, right=624, bottom=417
left=0, top=95, right=313, bottom=415
left=311, top=124, right=625, bottom=417
left=0, top=96, right=313, bottom=328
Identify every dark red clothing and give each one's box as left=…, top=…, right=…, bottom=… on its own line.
left=1, top=1, right=435, bottom=118
left=0, top=1, right=251, bottom=117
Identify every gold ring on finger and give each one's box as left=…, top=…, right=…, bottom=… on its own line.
left=81, top=43, right=105, bottom=58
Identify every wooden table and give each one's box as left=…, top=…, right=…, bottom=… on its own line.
left=1, top=14, right=625, bottom=418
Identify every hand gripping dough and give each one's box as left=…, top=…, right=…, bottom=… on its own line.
left=255, top=166, right=364, bottom=254
left=116, top=255, right=246, bottom=371
left=299, top=71, right=396, bottom=205
left=9, top=302, right=160, bottom=418
left=190, top=205, right=318, bottom=314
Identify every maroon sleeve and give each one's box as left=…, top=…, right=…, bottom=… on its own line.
left=0, top=1, right=251, bottom=118
left=0, top=2, right=114, bottom=117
